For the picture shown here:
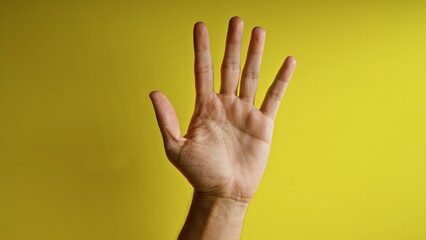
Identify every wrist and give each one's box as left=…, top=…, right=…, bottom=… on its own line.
left=178, top=191, right=249, bottom=240
left=192, top=191, right=249, bottom=217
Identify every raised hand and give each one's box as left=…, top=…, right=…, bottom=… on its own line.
left=150, top=16, right=296, bottom=204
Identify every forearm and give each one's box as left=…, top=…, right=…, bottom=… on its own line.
left=178, top=191, right=249, bottom=240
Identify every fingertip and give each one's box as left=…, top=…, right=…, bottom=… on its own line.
left=229, top=16, right=244, bottom=27
left=230, top=16, right=242, bottom=21
left=278, top=56, right=297, bottom=83
left=149, top=91, right=155, bottom=101
left=193, top=21, right=207, bottom=39
left=252, top=26, right=266, bottom=38
left=247, top=26, right=266, bottom=54
left=227, top=16, right=244, bottom=45
left=193, top=21, right=210, bottom=50
left=194, top=21, right=205, bottom=27
left=286, top=56, right=297, bottom=66
left=149, top=91, right=169, bottom=106
left=194, top=21, right=207, bottom=32
left=149, top=90, right=160, bottom=100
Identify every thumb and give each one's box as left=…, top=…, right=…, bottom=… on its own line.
left=149, top=91, right=182, bottom=159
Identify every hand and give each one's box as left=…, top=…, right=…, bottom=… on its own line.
left=150, top=16, right=296, bottom=204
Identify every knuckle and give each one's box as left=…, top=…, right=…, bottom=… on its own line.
left=242, top=70, right=258, bottom=80
left=195, top=64, right=213, bottom=74
left=221, top=61, right=240, bottom=71
left=268, top=89, right=282, bottom=102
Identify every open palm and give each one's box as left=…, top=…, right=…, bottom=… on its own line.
left=150, top=17, right=296, bottom=203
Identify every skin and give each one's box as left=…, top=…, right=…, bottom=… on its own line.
left=150, top=16, right=296, bottom=239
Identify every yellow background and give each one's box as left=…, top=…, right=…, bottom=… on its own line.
left=1, top=0, right=426, bottom=239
